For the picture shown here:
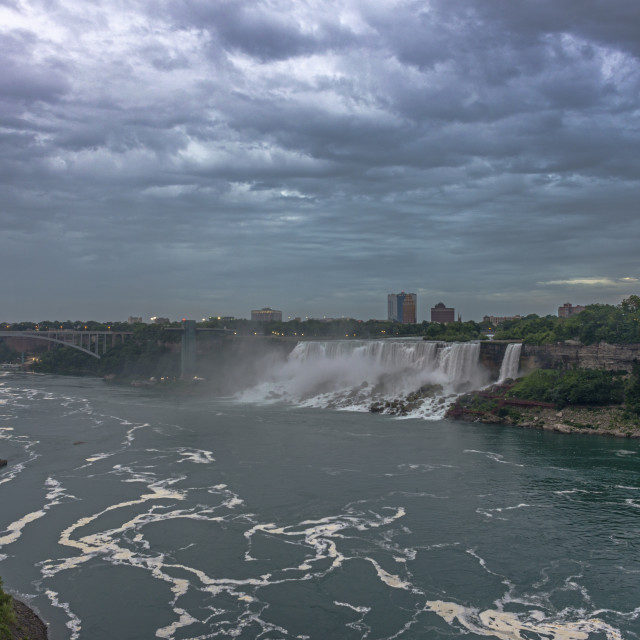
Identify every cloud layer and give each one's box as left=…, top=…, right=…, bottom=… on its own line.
left=1, top=0, right=639, bottom=321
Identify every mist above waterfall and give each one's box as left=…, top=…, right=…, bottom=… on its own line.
left=239, top=339, right=492, bottom=419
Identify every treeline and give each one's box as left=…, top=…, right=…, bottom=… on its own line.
left=31, top=325, right=181, bottom=379
left=203, top=317, right=487, bottom=341
left=493, top=296, right=640, bottom=345
left=0, top=342, right=17, bottom=364
left=2, top=317, right=487, bottom=341
left=0, top=320, right=144, bottom=332
left=506, top=365, right=640, bottom=414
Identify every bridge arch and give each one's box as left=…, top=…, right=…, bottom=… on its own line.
left=0, top=332, right=101, bottom=358
left=0, top=331, right=133, bottom=359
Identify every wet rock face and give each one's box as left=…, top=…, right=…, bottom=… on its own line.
left=369, top=384, right=445, bottom=416
left=479, top=342, right=640, bottom=378
left=520, top=343, right=640, bottom=373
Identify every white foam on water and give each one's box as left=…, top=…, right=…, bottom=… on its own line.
left=368, top=558, right=411, bottom=590
left=0, top=510, right=47, bottom=547
left=0, top=431, right=40, bottom=486
left=0, top=478, right=75, bottom=547
left=43, top=479, right=187, bottom=575
left=208, top=484, right=245, bottom=509
left=334, top=601, right=371, bottom=614
left=477, top=503, right=531, bottom=519
left=82, top=452, right=115, bottom=464
left=123, top=423, right=150, bottom=445
left=244, top=505, right=408, bottom=576
left=177, top=448, right=215, bottom=464
left=396, top=462, right=455, bottom=473
left=426, top=600, right=624, bottom=640
left=33, top=465, right=269, bottom=638
left=355, top=506, right=405, bottom=530
left=155, top=608, right=199, bottom=639
left=45, top=589, right=82, bottom=640
left=464, top=450, right=525, bottom=467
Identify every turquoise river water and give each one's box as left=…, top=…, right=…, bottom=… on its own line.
left=0, top=371, right=639, bottom=639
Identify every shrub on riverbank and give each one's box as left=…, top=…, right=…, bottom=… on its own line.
left=506, top=369, right=625, bottom=408
left=0, top=578, right=16, bottom=639
left=448, top=373, right=640, bottom=437
left=623, top=363, right=640, bottom=416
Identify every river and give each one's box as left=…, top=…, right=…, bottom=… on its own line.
left=1, top=367, right=639, bottom=639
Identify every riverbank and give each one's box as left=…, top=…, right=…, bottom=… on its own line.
left=447, top=391, right=640, bottom=438
left=6, top=598, right=48, bottom=640
left=1, top=581, right=47, bottom=640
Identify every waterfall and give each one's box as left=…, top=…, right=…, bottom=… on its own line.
left=498, top=343, right=522, bottom=382
left=438, top=342, right=481, bottom=389
left=240, top=339, right=490, bottom=419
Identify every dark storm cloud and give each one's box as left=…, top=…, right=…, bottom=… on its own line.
left=169, top=0, right=357, bottom=61
left=1, top=0, right=639, bottom=321
left=0, top=30, right=71, bottom=103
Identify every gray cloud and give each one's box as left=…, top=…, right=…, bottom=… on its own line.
left=1, top=0, right=638, bottom=321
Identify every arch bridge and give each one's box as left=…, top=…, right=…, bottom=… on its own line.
left=0, top=330, right=132, bottom=359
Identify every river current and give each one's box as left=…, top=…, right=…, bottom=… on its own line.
left=1, top=370, right=639, bottom=639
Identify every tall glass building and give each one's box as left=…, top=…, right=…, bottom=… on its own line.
left=387, top=292, right=417, bottom=323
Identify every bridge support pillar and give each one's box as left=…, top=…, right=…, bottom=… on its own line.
left=181, top=320, right=197, bottom=379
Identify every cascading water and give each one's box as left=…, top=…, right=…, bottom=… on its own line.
left=498, top=343, right=522, bottom=382
left=239, top=339, right=490, bottom=419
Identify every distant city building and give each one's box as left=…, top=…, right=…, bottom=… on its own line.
left=558, top=303, right=586, bottom=318
left=482, top=315, right=523, bottom=326
left=430, top=302, right=455, bottom=324
left=127, top=316, right=143, bottom=324
left=150, top=316, right=170, bottom=324
left=387, top=292, right=417, bottom=323
left=251, top=307, right=283, bottom=322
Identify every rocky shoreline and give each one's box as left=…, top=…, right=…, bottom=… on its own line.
left=447, top=397, right=640, bottom=438
left=6, top=597, right=48, bottom=640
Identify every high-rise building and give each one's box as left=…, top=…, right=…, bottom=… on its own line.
left=558, top=303, right=586, bottom=318
left=430, top=302, right=455, bottom=324
left=387, top=292, right=417, bottom=323
left=251, top=307, right=283, bottom=322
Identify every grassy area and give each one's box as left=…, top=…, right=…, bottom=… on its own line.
left=0, top=578, right=16, bottom=640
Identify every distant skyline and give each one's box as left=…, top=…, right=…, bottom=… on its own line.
left=2, top=1, right=639, bottom=322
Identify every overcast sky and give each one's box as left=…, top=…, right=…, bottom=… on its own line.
left=1, top=0, right=639, bottom=322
